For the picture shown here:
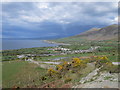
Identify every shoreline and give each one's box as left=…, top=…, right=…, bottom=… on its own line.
left=43, top=40, right=71, bottom=46
left=2, top=40, right=70, bottom=51
left=2, top=40, right=58, bottom=51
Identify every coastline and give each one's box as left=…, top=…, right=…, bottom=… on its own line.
left=43, top=40, right=71, bottom=46
left=2, top=40, right=58, bottom=50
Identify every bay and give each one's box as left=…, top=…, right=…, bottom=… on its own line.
left=2, top=39, right=58, bottom=50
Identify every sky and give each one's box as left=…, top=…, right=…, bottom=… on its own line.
left=2, top=2, right=118, bottom=39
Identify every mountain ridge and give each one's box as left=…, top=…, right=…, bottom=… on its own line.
left=73, top=24, right=118, bottom=41
left=51, top=24, right=119, bottom=43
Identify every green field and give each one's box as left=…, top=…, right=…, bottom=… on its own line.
left=2, top=61, right=47, bottom=88
left=0, top=62, right=2, bottom=88
left=2, top=39, right=119, bottom=88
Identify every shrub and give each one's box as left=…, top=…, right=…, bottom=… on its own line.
left=82, top=59, right=90, bottom=64
left=63, top=61, right=68, bottom=65
left=100, top=62, right=120, bottom=73
left=41, top=76, right=47, bottom=81
left=64, top=77, right=72, bottom=83
left=104, top=63, right=119, bottom=73
left=72, top=58, right=82, bottom=67
left=99, top=56, right=108, bottom=60
left=56, top=65, right=63, bottom=71
left=62, top=61, right=69, bottom=68
left=109, top=65, right=120, bottom=73
left=92, top=56, right=109, bottom=68
left=69, top=70, right=76, bottom=73
left=47, top=68, right=58, bottom=76
left=90, top=56, right=109, bottom=62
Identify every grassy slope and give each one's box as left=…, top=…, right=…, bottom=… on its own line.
left=2, top=61, right=47, bottom=88
left=2, top=25, right=119, bottom=88
left=0, top=53, right=2, bottom=87
left=2, top=42, right=118, bottom=88
left=72, top=24, right=118, bottom=41
left=3, top=61, right=27, bottom=81
left=51, top=24, right=118, bottom=43
left=0, top=62, right=1, bottom=88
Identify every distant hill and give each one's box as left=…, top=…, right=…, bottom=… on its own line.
left=51, top=24, right=119, bottom=43
left=74, top=24, right=118, bottom=40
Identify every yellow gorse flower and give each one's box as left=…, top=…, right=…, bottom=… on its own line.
left=101, top=56, right=108, bottom=60
left=48, top=67, right=58, bottom=75
left=57, top=65, right=63, bottom=71
left=72, top=58, right=82, bottom=67
left=106, top=62, right=112, bottom=65
left=63, top=61, right=68, bottom=65
left=97, top=56, right=108, bottom=60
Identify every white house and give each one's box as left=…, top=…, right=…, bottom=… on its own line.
left=17, top=55, right=25, bottom=58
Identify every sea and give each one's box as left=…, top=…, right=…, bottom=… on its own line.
left=1, top=39, right=58, bottom=50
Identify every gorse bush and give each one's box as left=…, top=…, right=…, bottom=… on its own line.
left=105, top=62, right=112, bottom=66
left=56, top=65, right=63, bottom=71
left=93, top=56, right=110, bottom=68
left=64, top=76, right=72, bottom=83
left=89, top=56, right=109, bottom=63
left=47, top=68, right=58, bottom=76
left=63, top=61, right=68, bottom=66
left=62, top=61, right=69, bottom=69
left=101, top=62, right=119, bottom=73
left=72, top=58, right=82, bottom=67
left=56, top=61, right=70, bottom=71
left=97, top=56, right=108, bottom=60
left=47, top=55, right=111, bottom=79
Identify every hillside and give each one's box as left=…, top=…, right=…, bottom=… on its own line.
left=75, top=24, right=118, bottom=40
left=51, top=24, right=118, bottom=43
left=3, top=24, right=119, bottom=88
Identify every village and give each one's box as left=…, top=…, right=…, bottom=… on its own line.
left=16, top=45, right=120, bottom=67
left=17, top=46, right=100, bottom=62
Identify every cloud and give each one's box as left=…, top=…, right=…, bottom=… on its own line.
left=37, top=3, right=50, bottom=9
left=21, top=15, right=43, bottom=22
left=2, top=0, right=119, bottom=2
left=3, top=2, right=118, bottom=24
left=2, top=2, right=118, bottom=38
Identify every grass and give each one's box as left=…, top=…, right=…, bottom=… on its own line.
left=2, top=39, right=118, bottom=88
left=37, top=51, right=118, bottom=62
left=0, top=62, right=2, bottom=88
left=40, top=53, right=94, bottom=60
left=3, top=61, right=28, bottom=88
left=3, top=61, right=27, bottom=82
left=2, top=61, right=47, bottom=88
left=104, top=76, right=113, bottom=80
